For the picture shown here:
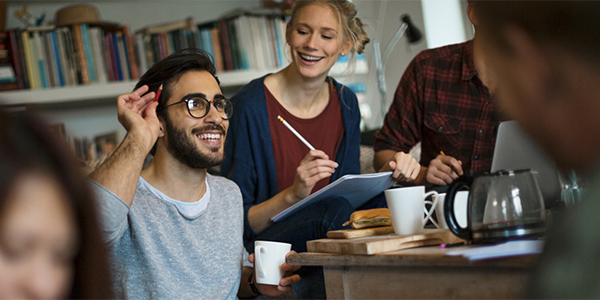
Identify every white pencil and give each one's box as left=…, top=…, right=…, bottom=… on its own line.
left=277, top=115, right=316, bottom=150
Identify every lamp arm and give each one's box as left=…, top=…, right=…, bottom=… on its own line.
left=374, top=22, right=409, bottom=120
left=382, top=22, right=408, bottom=68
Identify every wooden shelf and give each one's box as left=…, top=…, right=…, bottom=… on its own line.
left=0, top=68, right=282, bottom=106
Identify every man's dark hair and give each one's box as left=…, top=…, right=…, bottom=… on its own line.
left=473, top=1, right=600, bottom=66
left=134, top=48, right=220, bottom=120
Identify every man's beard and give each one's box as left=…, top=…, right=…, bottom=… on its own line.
left=164, top=117, right=225, bottom=169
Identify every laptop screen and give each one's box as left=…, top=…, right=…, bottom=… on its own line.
left=491, top=120, right=562, bottom=209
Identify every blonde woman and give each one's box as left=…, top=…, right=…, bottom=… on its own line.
left=222, top=0, right=418, bottom=297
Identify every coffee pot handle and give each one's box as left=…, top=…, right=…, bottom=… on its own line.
left=444, top=173, right=473, bottom=241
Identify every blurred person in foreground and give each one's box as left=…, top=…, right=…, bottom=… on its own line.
left=0, top=110, right=112, bottom=299
left=473, top=1, right=600, bottom=298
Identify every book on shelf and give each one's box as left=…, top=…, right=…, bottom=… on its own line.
left=32, top=30, right=49, bottom=88
left=5, top=29, right=29, bottom=89
left=0, top=31, right=18, bottom=90
left=71, top=24, right=90, bottom=84
left=121, top=26, right=139, bottom=80
left=21, top=30, right=38, bottom=89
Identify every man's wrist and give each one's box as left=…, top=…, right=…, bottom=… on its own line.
left=248, top=270, right=261, bottom=297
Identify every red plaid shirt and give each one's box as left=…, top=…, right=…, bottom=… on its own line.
left=374, top=40, right=506, bottom=173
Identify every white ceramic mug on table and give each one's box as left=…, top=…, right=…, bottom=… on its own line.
left=385, top=186, right=439, bottom=236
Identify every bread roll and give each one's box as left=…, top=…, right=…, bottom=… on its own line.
left=343, top=208, right=392, bottom=229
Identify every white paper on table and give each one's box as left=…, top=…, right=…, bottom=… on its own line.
left=446, top=240, right=544, bottom=261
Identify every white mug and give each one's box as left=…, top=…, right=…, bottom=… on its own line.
left=254, top=241, right=291, bottom=285
left=385, top=186, right=439, bottom=236
left=427, top=191, right=469, bottom=229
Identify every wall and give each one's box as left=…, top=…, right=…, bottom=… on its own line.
left=344, top=0, right=428, bottom=130
left=6, top=0, right=261, bottom=32
left=422, top=0, right=466, bottom=49
left=5, top=0, right=262, bottom=140
left=5, top=0, right=471, bottom=135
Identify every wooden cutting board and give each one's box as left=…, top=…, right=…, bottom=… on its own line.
left=327, top=226, right=395, bottom=239
left=308, top=229, right=464, bottom=255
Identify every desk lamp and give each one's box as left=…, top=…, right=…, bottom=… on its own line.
left=374, top=14, right=423, bottom=119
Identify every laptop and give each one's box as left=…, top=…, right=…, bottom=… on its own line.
left=491, top=120, right=562, bottom=209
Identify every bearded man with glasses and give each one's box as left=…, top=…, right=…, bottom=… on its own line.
left=88, top=49, right=299, bottom=299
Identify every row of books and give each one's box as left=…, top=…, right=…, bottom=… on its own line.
left=134, top=8, right=288, bottom=74
left=0, top=8, right=288, bottom=91
left=2, top=24, right=137, bottom=91
left=49, top=123, right=118, bottom=171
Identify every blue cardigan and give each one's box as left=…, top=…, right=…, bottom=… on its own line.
left=221, top=75, right=361, bottom=242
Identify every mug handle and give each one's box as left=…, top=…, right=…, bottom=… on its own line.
left=255, top=246, right=267, bottom=278
left=424, top=200, right=439, bottom=228
left=422, top=191, right=439, bottom=227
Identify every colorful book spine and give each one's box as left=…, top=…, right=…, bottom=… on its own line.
left=23, top=31, right=39, bottom=89
left=210, top=28, right=223, bottom=72
left=32, top=31, right=48, bottom=89
left=117, top=32, right=131, bottom=80
left=72, top=25, right=90, bottom=84
left=111, top=33, right=123, bottom=81
left=26, top=33, right=38, bottom=89
left=6, top=29, right=27, bottom=89
left=103, top=34, right=115, bottom=81
left=50, top=30, right=65, bottom=87
left=121, top=25, right=139, bottom=79
left=81, top=24, right=96, bottom=82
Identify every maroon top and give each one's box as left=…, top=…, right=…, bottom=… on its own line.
left=374, top=40, right=506, bottom=173
left=266, top=80, right=344, bottom=193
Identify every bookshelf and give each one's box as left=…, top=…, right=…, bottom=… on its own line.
left=0, top=68, right=281, bottom=106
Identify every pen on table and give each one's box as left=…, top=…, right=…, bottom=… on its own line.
left=277, top=115, right=316, bottom=151
left=154, top=84, right=163, bottom=102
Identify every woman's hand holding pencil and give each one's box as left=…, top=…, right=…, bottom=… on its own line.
left=276, top=116, right=338, bottom=203
left=285, top=151, right=339, bottom=204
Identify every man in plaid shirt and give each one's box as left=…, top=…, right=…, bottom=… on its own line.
left=374, top=2, right=506, bottom=186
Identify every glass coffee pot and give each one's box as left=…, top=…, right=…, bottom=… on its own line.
left=444, top=169, right=546, bottom=243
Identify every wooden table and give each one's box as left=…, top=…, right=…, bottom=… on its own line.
left=287, top=245, right=538, bottom=299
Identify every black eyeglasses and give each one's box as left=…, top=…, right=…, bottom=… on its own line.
left=161, top=97, right=233, bottom=120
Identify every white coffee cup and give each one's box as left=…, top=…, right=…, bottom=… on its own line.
left=385, top=186, right=439, bottom=236
left=427, top=191, right=469, bottom=229
left=254, top=241, right=291, bottom=285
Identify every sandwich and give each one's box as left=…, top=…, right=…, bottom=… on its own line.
left=343, top=208, right=392, bottom=229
